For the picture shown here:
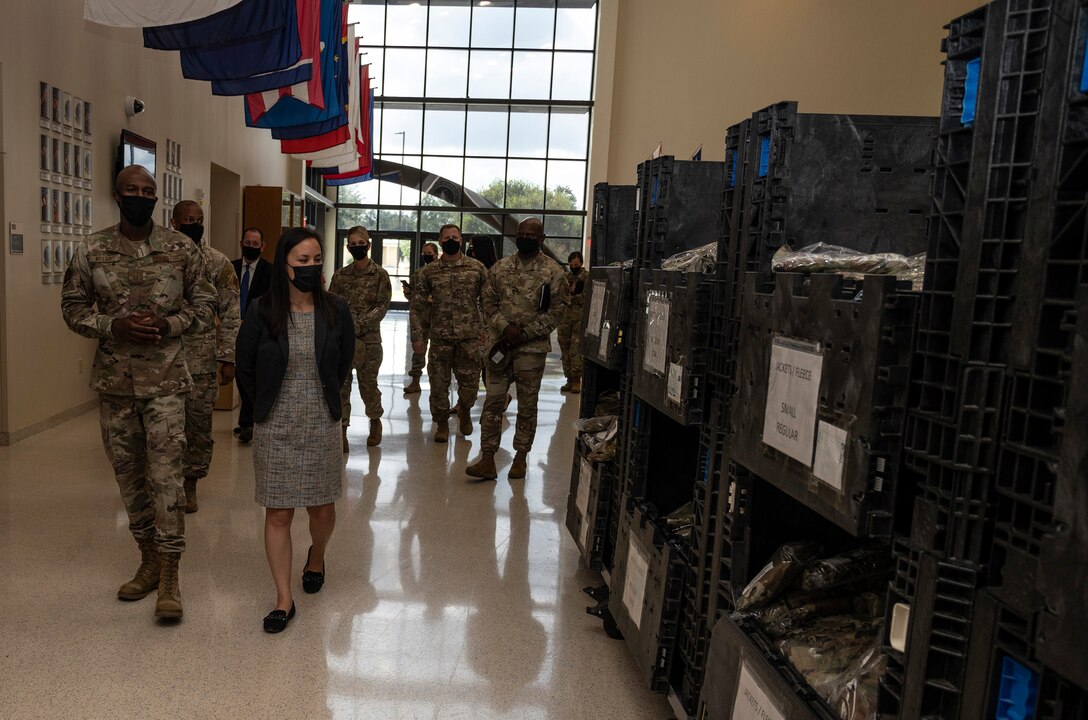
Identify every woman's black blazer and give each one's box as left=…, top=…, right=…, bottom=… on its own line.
left=235, top=295, right=356, bottom=423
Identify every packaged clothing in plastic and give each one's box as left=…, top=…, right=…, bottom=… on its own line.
left=775, top=614, right=881, bottom=685
left=574, top=415, right=618, bottom=461
left=830, top=644, right=886, bottom=720
left=660, top=242, right=718, bottom=274
left=759, top=593, right=856, bottom=638
left=593, top=390, right=622, bottom=418
left=771, top=242, right=923, bottom=284
left=664, top=502, right=693, bottom=540
left=735, top=541, right=823, bottom=611
left=799, top=545, right=891, bottom=594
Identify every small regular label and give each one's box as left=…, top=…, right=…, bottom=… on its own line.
left=587, top=280, right=606, bottom=337
left=732, top=662, right=785, bottom=720
left=667, top=362, right=684, bottom=404
left=762, top=336, right=824, bottom=467
left=812, top=421, right=848, bottom=492
left=622, top=537, right=649, bottom=631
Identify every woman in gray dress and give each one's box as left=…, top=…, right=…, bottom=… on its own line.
left=236, top=227, right=355, bottom=633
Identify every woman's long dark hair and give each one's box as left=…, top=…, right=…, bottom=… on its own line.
left=471, top=235, right=498, bottom=269
left=264, top=227, right=338, bottom=338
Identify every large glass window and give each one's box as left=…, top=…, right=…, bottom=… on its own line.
left=339, top=1, right=599, bottom=302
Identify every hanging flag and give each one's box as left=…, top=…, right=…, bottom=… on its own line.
left=178, top=1, right=301, bottom=81
left=244, top=0, right=346, bottom=131
left=85, top=0, right=244, bottom=27
left=289, top=44, right=363, bottom=161
left=209, top=0, right=322, bottom=99
left=651, top=142, right=663, bottom=159
left=143, top=0, right=290, bottom=51
left=311, top=77, right=371, bottom=173
left=691, top=144, right=702, bottom=161
left=317, top=90, right=373, bottom=182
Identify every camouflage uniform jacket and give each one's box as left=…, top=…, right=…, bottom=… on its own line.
left=410, top=254, right=488, bottom=342
left=184, top=243, right=241, bottom=375
left=328, top=259, right=391, bottom=339
left=60, top=223, right=217, bottom=398
left=565, top=270, right=587, bottom=321
left=483, top=252, right=569, bottom=354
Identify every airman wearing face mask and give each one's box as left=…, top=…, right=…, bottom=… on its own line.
left=557, top=251, right=586, bottom=394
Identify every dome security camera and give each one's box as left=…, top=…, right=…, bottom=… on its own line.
left=125, top=96, right=146, bottom=117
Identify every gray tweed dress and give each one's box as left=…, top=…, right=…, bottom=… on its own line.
left=254, top=311, right=343, bottom=508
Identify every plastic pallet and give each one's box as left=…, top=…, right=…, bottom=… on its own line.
left=607, top=497, right=687, bottom=694
left=591, top=182, right=638, bottom=267
left=737, top=101, right=935, bottom=291
left=565, top=437, right=617, bottom=572
left=634, top=156, right=726, bottom=270
left=697, top=615, right=839, bottom=720
left=582, top=266, right=635, bottom=372
left=878, top=537, right=985, bottom=718
left=631, top=268, right=722, bottom=426
left=730, top=272, right=918, bottom=538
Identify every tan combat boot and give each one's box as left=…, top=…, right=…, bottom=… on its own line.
left=404, top=377, right=422, bottom=394
left=509, top=451, right=528, bottom=479
left=434, top=421, right=450, bottom=443
left=368, top=418, right=383, bottom=447
left=560, top=380, right=573, bottom=392
left=456, top=402, right=473, bottom=436
left=342, top=426, right=350, bottom=453
left=155, top=552, right=183, bottom=619
left=183, top=477, right=198, bottom=514
left=117, top=538, right=161, bottom=600
left=466, top=453, right=497, bottom=479
left=571, top=377, right=582, bottom=395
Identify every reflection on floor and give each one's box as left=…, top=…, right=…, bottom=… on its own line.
left=0, top=311, right=669, bottom=719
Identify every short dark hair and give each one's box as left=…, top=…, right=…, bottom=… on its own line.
left=568, top=251, right=584, bottom=264
left=423, top=242, right=438, bottom=253
left=242, top=226, right=264, bottom=242
left=172, top=200, right=201, bottom=222
left=346, top=226, right=370, bottom=242
left=438, top=223, right=461, bottom=236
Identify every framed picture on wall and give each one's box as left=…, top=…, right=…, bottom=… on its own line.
left=51, top=87, right=60, bottom=125
left=40, top=82, right=50, bottom=126
left=42, top=239, right=52, bottom=274
left=54, top=240, right=65, bottom=277
left=83, top=101, right=92, bottom=137
left=62, top=191, right=71, bottom=226
left=61, top=92, right=72, bottom=128
left=84, top=197, right=92, bottom=227
left=73, top=99, right=84, bottom=137
left=73, top=145, right=82, bottom=179
left=73, top=194, right=82, bottom=225
left=51, top=137, right=60, bottom=175
left=62, top=141, right=71, bottom=176
left=40, top=135, right=49, bottom=173
left=41, top=187, right=49, bottom=224
left=175, top=143, right=181, bottom=169
left=51, top=189, right=60, bottom=225
left=66, top=240, right=75, bottom=267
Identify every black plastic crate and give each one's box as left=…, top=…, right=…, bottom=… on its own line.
left=578, top=359, right=623, bottom=421
left=635, top=156, right=726, bottom=270
left=738, top=101, right=935, bottom=289
left=607, top=497, right=687, bottom=694
left=878, top=537, right=985, bottom=718
left=962, top=590, right=1088, bottom=719
left=591, top=182, right=638, bottom=267
left=730, top=272, right=918, bottom=538
left=565, top=436, right=617, bottom=572
left=581, top=265, right=634, bottom=371
left=697, top=615, right=839, bottom=720
left=619, top=393, right=702, bottom=519
left=631, top=268, right=722, bottom=426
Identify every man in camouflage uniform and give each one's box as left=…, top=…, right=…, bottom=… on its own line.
left=329, top=226, right=391, bottom=449
left=170, top=201, right=240, bottom=513
left=61, top=165, right=216, bottom=620
left=402, top=241, right=438, bottom=395
left=409, top=225, right=489, bottom=443
left=467, top=218, right=569, bottom=480
left=557, top=250, right=586, bottom=394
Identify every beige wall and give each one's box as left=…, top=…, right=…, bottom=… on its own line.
left=0, top=0, right=299, bottom=442
left=592, top=0, right=984, bottom=185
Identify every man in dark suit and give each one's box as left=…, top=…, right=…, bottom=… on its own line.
left=232, top=226, right=272, bottom=443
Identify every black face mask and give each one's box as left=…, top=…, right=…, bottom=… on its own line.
left=118, top=195, right=156, bottom=227
left=516, top=236, right=539, bottom=255
left=242, top=245, right=262, bottom=262
left=178, top=222, right=204, bottom=244
left=289, top=264, right=322, bottom=293
left=348, top=244, right=369, bottom=261
left=421, top=254, right=436, bottom=265
left=571, top=266, right=583, bottom=275
left=441, top=239, right=461, bottom=255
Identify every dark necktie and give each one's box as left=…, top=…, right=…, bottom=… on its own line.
left=240, top=263, right=251, bottom=315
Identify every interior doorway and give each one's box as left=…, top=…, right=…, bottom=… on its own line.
left=209, top=163, right=241, bottom=260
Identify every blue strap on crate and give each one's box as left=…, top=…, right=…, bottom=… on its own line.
left=962, top=57, right=982, bottom=126
left=758, top=136, right=771, bottom=177
left=995, top=656, right=1039, bottom=720
left=728, top=151, right=737, bottom=187
left=1081, top=37, right=1088, bottom=93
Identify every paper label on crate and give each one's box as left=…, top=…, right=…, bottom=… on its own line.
left=587, top=280, right=606, bottom=337
left=667, top=362, right=684, bottom=404
left=576, top=458, right=593, bottom=523
left=733, top=662, right=786, bottom=720
left=643, top=294, right=670, bottom=376
left=598, top=320, right=612, bottom=360
left=762, top=336, right=824, bottom=467
left=812, top=421, right=848, bottom=492
left=622, top=537, right=649, bottom=631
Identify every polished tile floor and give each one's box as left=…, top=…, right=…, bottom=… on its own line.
left=0, top=312, right=669, bottom=720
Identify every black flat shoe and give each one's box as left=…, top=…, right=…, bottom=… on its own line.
left=263, top=603, right=296, bottom=633
left=302, top=546, right=325, bottom=594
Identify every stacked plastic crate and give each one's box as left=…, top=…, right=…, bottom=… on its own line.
left=880, top=1, right=1088, bottom=717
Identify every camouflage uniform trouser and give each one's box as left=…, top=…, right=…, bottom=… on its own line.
left=480, top=349, right=547, bottom=454
left=99, top=393, right=187, bottom=553
left=341, top=338, right=384, bottom=427
left=184, top=372, right=219, bottom=480
left=557, top=314, right=583, bottom=380
left=428, top=338, right=482, bottom=423
left=410, top=337, right=428, bottom=378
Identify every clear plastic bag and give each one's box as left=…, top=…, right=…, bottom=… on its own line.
left=799, top=545, right=891, bottom=594
left=771, top=242, right=921, bottom=281
left=830, top=644, right=886, bottom=720
left=735, top=541, right=823, bottom=611
left=574, top=415, right=618, bottom=461
left=660, top=242, right=718, bottom=273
